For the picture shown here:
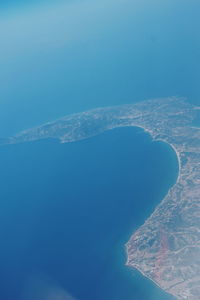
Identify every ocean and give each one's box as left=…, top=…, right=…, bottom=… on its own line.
left=0, top=0, right=199, bottom=299
left=0, top=127, right=178, bottom=300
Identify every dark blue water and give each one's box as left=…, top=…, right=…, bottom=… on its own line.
left=0, top=127, right=177, bottom=300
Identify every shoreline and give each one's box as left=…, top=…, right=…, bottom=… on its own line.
left=125, top=259, right=176, bottom=299
left=1, top=97, right=199, bottom=300
left=123, top=130, right=182, bottom=300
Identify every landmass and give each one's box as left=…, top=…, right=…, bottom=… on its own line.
left=1, top=97, right=200, bottom=300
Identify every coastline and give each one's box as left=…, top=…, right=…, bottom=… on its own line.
left=1, top=97, right=200, bottom=300
left=124, top=135, right=180, bottom=300
left=125, top=261, right=176, bottom=299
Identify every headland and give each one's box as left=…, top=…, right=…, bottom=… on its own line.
left=2, top=97, right=200, bottom=300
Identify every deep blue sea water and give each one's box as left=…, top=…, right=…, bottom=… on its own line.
left=0, top=0, right=199, bottom=299
left=0, top=127, right=178, bottom=300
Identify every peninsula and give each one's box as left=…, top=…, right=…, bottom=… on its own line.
left=1, top=97, right=200, bottom=300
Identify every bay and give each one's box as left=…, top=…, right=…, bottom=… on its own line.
left=0, top=127, right=177, bottom=300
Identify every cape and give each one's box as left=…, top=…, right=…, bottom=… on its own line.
left=2, top=97, right=200, bottom=300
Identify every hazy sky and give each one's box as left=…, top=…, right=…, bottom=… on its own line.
left=0, top=0, right=199, bottom=136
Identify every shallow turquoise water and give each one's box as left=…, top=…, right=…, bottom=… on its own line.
left=0, top=127, right=178, bottom=299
